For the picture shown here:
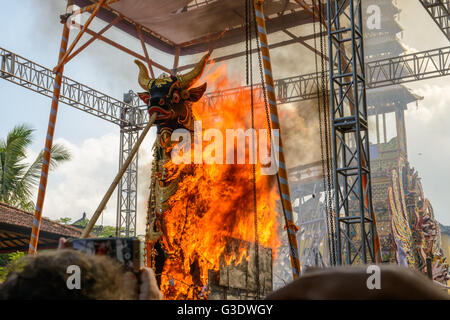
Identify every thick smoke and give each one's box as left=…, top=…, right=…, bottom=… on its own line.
left=279, top=99, right=322, bottom=169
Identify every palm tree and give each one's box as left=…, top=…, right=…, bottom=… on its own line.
left=0, top=124, right=71, bottom=212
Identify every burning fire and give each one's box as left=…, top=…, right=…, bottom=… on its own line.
left=158, top=62, right=281, bottom=300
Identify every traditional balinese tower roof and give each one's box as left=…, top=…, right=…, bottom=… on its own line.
left=363, top=0, right=422, bottom=114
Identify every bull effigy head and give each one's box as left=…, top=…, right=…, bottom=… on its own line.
left=135, top=53, right=210, bottom=130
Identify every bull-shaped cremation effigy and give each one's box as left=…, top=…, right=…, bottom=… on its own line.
left=135, top=53, right=210, bottom=285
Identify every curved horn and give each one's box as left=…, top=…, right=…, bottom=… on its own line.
left=134, top=60, right=152, bottom=91
left=178, top=52, right=210, bottom=89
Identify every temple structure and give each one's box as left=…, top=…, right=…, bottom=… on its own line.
left=363, top=0, right=422, bottom=262
left=279, top=0, right=449, bottom=285
left=363, top=0, right=448, bottom=283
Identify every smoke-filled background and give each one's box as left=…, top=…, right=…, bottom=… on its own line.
left=0, top=0, right=449, bottom=237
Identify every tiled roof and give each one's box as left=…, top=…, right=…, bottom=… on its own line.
left=440, top=224, right=450, bottom=236
left=0, top=201, right=82, bottom=238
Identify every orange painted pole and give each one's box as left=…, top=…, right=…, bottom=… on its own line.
left=54, top=0, right=107, bottom=73
left=28, top=0, right=73, bottom=254
left=254, top=0, right=301, bottom=278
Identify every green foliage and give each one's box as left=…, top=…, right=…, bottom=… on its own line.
left=56, top=217, right=72, bottom=225
left=96, top=225, right=119, bottom=238
left=0, top=124, right=72, bottom=211
left=0, top=251, right=25, bottom=282
left=57, top=215, right=129, bottom=238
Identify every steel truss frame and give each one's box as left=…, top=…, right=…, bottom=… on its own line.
left=366, top=45, right=450, bottom=88
left=4, top=43, right=450, bottom=124
left=115, top=91, right=148, bottom=236
left=204, top=45, right=450, bottom=107
left=419, top=0, right=450, bottom=41
left=116, top=93, right=139, bottom=237
left=3, top=43, right=450, bottom=123
left=0, top=47, right=146, bottom=126
left=3, top=44, right=449, bottom=123
left=327, top=0, right=376, bottom=265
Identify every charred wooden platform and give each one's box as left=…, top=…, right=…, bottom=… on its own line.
left=208, top=238, right=272, bottom=300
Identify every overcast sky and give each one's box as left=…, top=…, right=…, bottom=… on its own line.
left=0, top=0, right=449, bottom=234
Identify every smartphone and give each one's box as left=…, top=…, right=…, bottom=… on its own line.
left=65, top=237, right=141, bottom=273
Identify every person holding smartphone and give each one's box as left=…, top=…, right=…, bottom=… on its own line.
left=0, top=238, right=162, bottom=300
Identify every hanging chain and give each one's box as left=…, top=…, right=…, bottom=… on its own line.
left=246, top=0, right=250, bottom=86
left=318, top=0, right=337, bottom=266
left=313, top=0, right=336, bottom=266
left=246, top=0, right=260, bottom=299
left=312, top=2, right=330, bottom=267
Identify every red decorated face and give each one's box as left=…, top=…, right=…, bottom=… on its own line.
left=138, top=79, right=207, bottom=128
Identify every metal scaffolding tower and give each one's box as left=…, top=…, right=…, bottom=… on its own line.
left=327, top=0, right=377, bottom=264
left=115, top=91, right=141, bottom=236
left=419, top=0, right=450, bottom=41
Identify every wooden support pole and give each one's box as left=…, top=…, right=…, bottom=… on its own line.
left=254, top=0, right=301, bottom=279
left=173, top=46, right=180, bottom=73
left=81, top=113, right=157, bottom=238
left=28, top=0, right=73, bottom=255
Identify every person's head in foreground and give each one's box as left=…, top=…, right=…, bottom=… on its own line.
left=1, top=249, right=448, bottom=300
left=0, top=249, right=162, bottom=300
left=266, top=264, right=449, bottom=300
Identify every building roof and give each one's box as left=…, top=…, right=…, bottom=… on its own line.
left=367, top=85, right=423, bottom=112
left=0, top=202, right=84, bottom=253
left=441, top=224, right=450, bottom=236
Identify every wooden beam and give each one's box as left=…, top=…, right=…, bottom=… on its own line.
left=74, top=0, right=120, bottom=15
left=177, top=33, right=326, bottom=71
left=173, top=46, right=180, bottom=73
left=282, top=29, right=328, bottom=61
left=70, top=23, right=172, bottom=74
left=136, top=26, right=155, bottom=78
left=66, top=15, right=122, bottom=65
left=54, top=0, right=108, bottom=73
left=294, top=0, right=327, bottom=30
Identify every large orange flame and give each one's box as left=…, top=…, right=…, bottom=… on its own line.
left=157, top=62, right=281, bottom=299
